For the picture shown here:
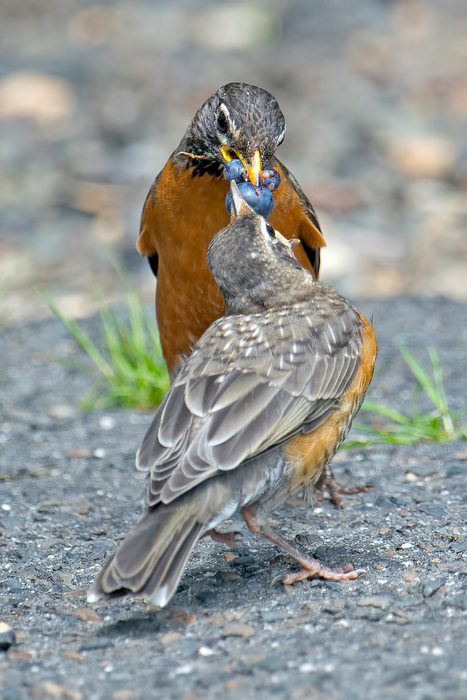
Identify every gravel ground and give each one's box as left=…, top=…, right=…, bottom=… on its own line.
left=1, top=296, right=467, bottom=700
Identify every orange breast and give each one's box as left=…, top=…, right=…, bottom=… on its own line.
left=269, top=161, right=325, bottom=271
left=137, top=160, right=326, bottom=374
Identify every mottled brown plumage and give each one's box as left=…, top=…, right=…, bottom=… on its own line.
left=88, top=184, right=377, bottom=608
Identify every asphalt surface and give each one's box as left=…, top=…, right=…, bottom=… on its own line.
left=1, top=296, right=467, bottom=700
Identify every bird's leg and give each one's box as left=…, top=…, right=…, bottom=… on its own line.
left=241, top=507, right=362, bottom=585
left=201, top=529, right=239, bottom=547
left=315, top=463, right=374, bottom=509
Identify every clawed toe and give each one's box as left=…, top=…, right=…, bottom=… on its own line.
left=271, top=571, right=304, bottom=587
left=340, top=563, right=355, bottom=574
left=330, top=484, right=374, bottom=509
left=271, top=562, right=363, bottom=587
left=315, top=465, right=374, bottom=508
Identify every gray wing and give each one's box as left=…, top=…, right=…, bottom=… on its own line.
left=137, top=299, right=363, bottom=505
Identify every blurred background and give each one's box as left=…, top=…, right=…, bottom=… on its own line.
left=1, top=0, right=467, bottom=324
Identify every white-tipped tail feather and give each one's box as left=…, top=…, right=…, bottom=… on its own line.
left=87, top=505, right=203, bottom=608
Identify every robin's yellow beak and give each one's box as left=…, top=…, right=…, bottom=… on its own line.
left=221, top=147, right=262, bottom=187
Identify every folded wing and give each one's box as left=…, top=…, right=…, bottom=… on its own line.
left=137, top=300, right=363, bottom=505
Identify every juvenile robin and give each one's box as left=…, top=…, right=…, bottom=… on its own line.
left=88, top=183, right=377, bottom=608
left=137, top=81, right=325, bottom=377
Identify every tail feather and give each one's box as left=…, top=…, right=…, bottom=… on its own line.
left=160, top=521, right=201, bottom=592
left=140, top=520, right=203, bottom=606
left=87, top=505, right=203, bottom=607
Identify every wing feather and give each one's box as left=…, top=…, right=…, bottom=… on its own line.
left=158, top=385, right=192, bottom=447
left=211, top=371, right=261, bottom=410
left=207, top=383, right=280, bottom=445
left=138, top=298, right=363, bottom=506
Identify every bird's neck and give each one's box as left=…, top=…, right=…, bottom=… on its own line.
left=222, top=268, right=315, bottom=316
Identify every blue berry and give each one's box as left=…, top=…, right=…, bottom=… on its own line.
left=262, top=168, right=281, bottom=191
left=225, top=181, right=274, bottom=219
left=224, top=159, right=248, bottom=183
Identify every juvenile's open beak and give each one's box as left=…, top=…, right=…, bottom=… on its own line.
left=229, top=181, right=255, bottom=219
left=221, top=147, right=262, bottom=187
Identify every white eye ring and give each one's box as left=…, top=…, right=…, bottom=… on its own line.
left=277, top=125, right=286, bottom=146
left=217, top=103, right=233, bottom=135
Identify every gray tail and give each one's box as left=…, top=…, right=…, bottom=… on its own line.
left=87, top=505, right=203, bottom=608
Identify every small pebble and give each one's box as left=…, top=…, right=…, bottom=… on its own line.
left=221, top=622, right=254, bottom=638
left=174, top=665, right=192, bottom=675
left=49, top=404, right=76, bottom=420
left=198, top=646, right=217, bottom=656
left=161, top=632, right=180, bottom=644
left=0, top=623, right=15, bottom=651
left=99, top=416, right=116, bottom=430
left=299, top=662, right=316, bottom=673
left=357, top=595, right=396, bottom=611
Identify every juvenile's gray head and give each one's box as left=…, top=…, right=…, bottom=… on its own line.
left=207, top=182, right=313, bottom=315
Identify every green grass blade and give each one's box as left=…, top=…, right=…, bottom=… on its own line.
left=351, top=421, right=419, bottom=444
left=398, top=345, right=439, bottom=408
left=428, top=347, right=455, bottom=438
left=37, top=286, right=113, bottom=380
left=38, top=281, right=169, bottom=410
left=361, top=400, right=413, bottom=426
left=99, top=304, right=135, bottom=379
left=347, top=344, right=465, bottom=449
left=128, top=291, right=147, bottom=356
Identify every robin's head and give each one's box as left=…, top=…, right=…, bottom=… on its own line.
left=184, top=83, right=285, bottom=185
left=208, top=182, right=312, bottom=315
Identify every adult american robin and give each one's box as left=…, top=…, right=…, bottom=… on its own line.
left=137, top=81, right=325, bottom=377
left=88, top=183, right=377, bottom=608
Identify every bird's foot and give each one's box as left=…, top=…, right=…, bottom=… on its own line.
left=326, top=479, right=374, bottom=509
left=272, top=560, right=363, bottom=586
left=202, top=529, right=240, bottom=547
left=241, top=506, right=364, bottom=588
left=316, top=464, right=374, bottom=509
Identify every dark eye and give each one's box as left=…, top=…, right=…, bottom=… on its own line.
left=266, top=224, right=275, bottom=237
left=216, top=111, right=228, bottom=133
